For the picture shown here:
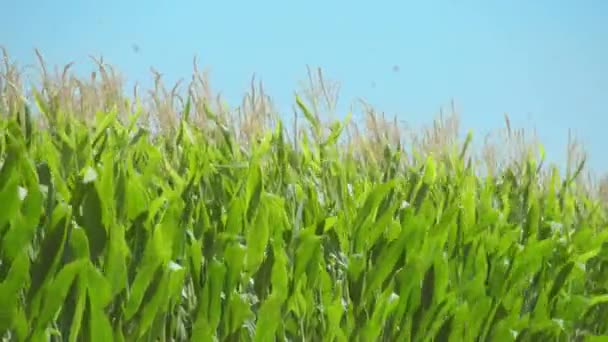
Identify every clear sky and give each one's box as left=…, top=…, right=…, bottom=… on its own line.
left=1, top=0, right=607, bottom=173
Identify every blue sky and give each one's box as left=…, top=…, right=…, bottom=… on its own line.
left=2, top=0, right=607, bottom=173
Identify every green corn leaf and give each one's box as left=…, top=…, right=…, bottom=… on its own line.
left=123, top=244, right=161, bottom=320
left=0, top=170, right=19, bottom=235
left=245, top=196, right=269, bottom=274
left=79, top=180, right=107, bottom=261
left=87, top=292, right=114, bottom=342
left=68, top=274, right=88, bottom=342
left=35, top=260, right=86, bottom=331
left=254, top=237, right=289, bottom=342
left=0, top=251, right=30, bottom=332
left=245, top=162, right=264, bottom=223
left=27, top=203, right=71, bottom=319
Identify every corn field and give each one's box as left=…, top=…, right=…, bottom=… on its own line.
left=1, top=49, right=608, bottom=341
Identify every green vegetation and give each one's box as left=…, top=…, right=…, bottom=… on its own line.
left=1, top=49, right=608, bottom=341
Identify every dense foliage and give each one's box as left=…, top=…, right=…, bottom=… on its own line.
left=1, top=86, right=608, bottom=341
